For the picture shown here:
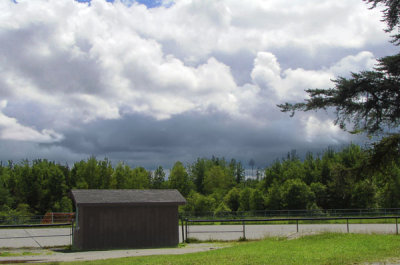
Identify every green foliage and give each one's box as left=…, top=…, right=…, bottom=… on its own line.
left=113, top=162, right=129, bottom=189
left=203, top=165, right=234, bottom=195
left=310, top=182, right=327, bottom=208
left=98, top=158, right=114, bottom=189
left=169, top=161, right=192, bottom=197
left=278, top=0, right=400, bottom=173
left=238, top=187, right=253, bottom=211
left=375, top=165, right=400, bottom=207
left=128, top=167, right=151, bottom=189
left=280, top=179, right=315, bottom=210
left=365, top=0, right=400, bottom=44
left=223, top=187, right=240, bottom=212
left=369, top=134, right=400, bottom=171
left=151, top=166, right=166, bottom=189
left=262, top=160, right=281, bottom=191
left=53, top=196, right=73, bottom=212
left=189, top=158, right=206, bottom=193
left=183, top=191, right=216, bottom=216
left=2, top=142, right=400, bottom=217
left=278, top=63, right=400, bottom=135
left=0, top=173, right=13, bottom=210
left=214, top=201, right=231, bottom=217
left=265, top=181, right=282, bottom=210
left=249, top=189, right=264, bottom=211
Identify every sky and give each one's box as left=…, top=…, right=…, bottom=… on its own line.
left=0, top=0, right=395, bottom=169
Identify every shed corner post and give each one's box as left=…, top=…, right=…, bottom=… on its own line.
left=180, top=216, right=185, bottom=243
left=71, top=219, right=74, bottom=247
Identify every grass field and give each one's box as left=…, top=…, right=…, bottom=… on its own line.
left=52, top=233, right=400, bottom=265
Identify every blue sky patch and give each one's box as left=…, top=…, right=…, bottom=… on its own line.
left=75, top=0, right=172, bottom=8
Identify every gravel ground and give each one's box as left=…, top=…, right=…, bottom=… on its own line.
left=0, top=243, right=226, bottom=263
left=186, top=223, right=398, bottom=241
left=0, top=228, right=71, bottom=248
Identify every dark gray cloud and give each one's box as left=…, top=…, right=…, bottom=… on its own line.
left=27, top=110, right=361, bottom=169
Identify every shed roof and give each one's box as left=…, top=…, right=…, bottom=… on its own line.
left=71, top=189, right=186, bottom=206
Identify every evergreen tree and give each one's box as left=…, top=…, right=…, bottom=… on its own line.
left=151, top=166, right=166, bottom=189
left=278, top=0, right=400, bottom=168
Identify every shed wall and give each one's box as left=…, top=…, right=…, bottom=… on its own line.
left=73, top=205, right=179, bottom=250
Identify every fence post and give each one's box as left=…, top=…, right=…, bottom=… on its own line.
left=396, top=218, right=398, bottom=235
left=70, top=220, right=73, bottom=247
left=181, top=218, right=185, bottom=243
left=185, top=219, right=188, bottom=242
left=347, top=219, right=349, bottom=233
left=242, top=220, right=246, bottom=240
left=296, top=219, right=299, bottom=233
left=51, top=212, right=54, bottom=224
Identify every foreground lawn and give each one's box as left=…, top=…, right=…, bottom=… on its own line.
left=58, top=233, right=400, bottom=265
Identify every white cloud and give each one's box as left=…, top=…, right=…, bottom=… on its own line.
left=0, top=101, right=63, bottom=143
left=0, top=0, right=390, bottom=155
left=251, top=50, right=379, bottom=102
left=329, top=51, right=377, bottom=76
left=303, top=115, right=345, bottom=144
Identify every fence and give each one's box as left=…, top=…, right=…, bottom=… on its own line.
left=182, top=208, right=400, bottom=220
left=182, top=216, right=400, bottom=242
left=0, top=213, right=75, bottom=248
left=0, top=212, right=75, bottom=226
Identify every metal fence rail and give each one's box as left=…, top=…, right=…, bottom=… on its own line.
left=0, top=212, right=75, bottom=226
left=0, top=221, right=74, bottom=248
left=182, top=208, right=400, bottom=220
left=0, top=223, right=72, bottom=228
left=183, top=216, right=400, bottom=242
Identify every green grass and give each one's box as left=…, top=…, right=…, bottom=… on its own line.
left=50, top=233, right=400, bottom=265
left=0, top=250, right=41, bottom=257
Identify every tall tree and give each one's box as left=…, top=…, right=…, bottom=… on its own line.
left=169, top=161, right=191, bottom=197
left=278, top=0, right=400, bottom=168
left=98, top=158, right=114, bottom=189
left=229, top=159, right=245, bottom=184
left=203, top=165, right=234, bottom=195
left=189, top=158, right=206, bottom=193
left=151, top=166, right=166, bottom=189
left=249, top=159, right=255, bottom=178
left=128, top=167, right=150, bottom=189
left=113, top=162, right=129, bottom=189
left=365, top=0, right=400, bottom=44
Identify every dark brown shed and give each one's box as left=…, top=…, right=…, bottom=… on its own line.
left=71, top=189, right=186, bottom=250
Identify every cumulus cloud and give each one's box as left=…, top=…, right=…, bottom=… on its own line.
left=0, top=0, right=392, bottom=166
left=0, top=101, right=63, bottom=143
left=250, top=51, right=377, bottom=102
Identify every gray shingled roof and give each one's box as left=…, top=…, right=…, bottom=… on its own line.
left=71, top=189, right=186, bottom=205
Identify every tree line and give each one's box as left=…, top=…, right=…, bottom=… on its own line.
left=1, top=143, right=399, bottom=217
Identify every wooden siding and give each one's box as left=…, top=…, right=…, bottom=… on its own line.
left=73, top=205, right=179, bottom=250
